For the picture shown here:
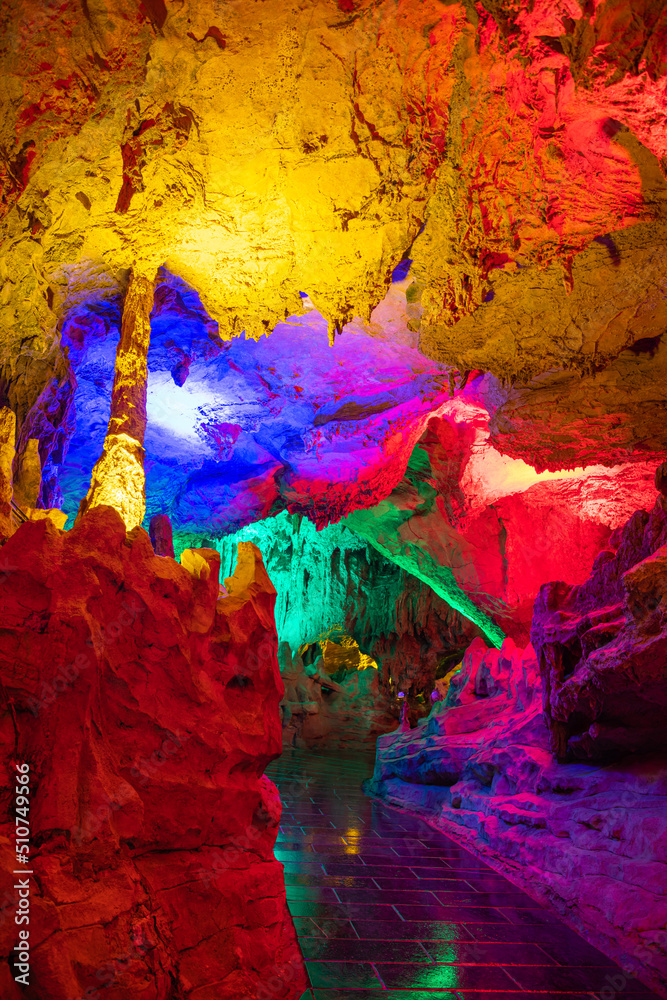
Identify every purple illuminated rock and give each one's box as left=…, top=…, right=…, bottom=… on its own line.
left=149, top=512, right=175, bottom=557
left=367, top=636, right=667, bottom=997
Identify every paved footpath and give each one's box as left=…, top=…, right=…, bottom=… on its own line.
left=265, top=748, right=659, bottom=1000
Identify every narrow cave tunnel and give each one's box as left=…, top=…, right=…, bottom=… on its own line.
left=1, top=2, right=667, bottom=999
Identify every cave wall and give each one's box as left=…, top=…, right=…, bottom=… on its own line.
left=215, top=509, right=481, bottom=697
left=0, top=506, right=306, bottom=1000
left=367, top=636, right=667, bottom=997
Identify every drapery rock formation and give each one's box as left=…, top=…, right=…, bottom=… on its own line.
left=217, top=509, right=481, bottom=703
left=0, top=507, right=306, bottom=1000
left=346, top=405, right=659, bottom=643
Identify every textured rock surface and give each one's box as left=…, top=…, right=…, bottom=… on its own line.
left=0, top=507, right=306, bottom=1000
left=367, top=637, right=667, bottom=998
left=278, top=643, right=397, bottom=751
left=532, top=493, right=667, bottom=761
left=58, top=273, right=454, bottom=535
left=3, top=0, right=667, bottom=489
left=217, top=509, right=481, bottom=703
left=486, top=337, right=667, bottom=472
left=0, top=407, right=15, bottom=539
left=78, top=270, right=156, bottom=530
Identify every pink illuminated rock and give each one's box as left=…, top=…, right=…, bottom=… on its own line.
left=368, top=635, right=667, bottom=997
left=532, top=493, right=667, bottom=761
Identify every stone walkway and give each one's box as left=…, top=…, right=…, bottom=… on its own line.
left=265, top=748, right=659, bottom=1000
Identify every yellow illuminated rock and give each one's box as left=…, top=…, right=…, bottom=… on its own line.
left=0, top=408, right=15, bottom=540
left=13, top=438, right=41, bottom=510
left=1, top=1, right=667, bottom=459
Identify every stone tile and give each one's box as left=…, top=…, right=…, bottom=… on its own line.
left=299, top=937, right=432, bottom=963
left=312, top=992, right=458, bottom=999
left=288, top=900, right=398, bottom=920
left=334, top=887, right=438, bottom=906
left=306, top=960, right=383, bottom=988
left=352, top=919, right=475, bottom=941
left=285, top=885, right=340, bottom=902
left=463, top=922, right=594, bottom=945
left=538, top=937, right=618, bottom=967
left=265, top=750, right=660, bottom=999
left=375, top=962, right=520, bottom=989
left=510, top=964, right=658, bottom=993
left=394, top=903, right=511, bottom=923
left=311, top=918, right=359, bottom=939
left=374, top=876, right=476, bottom=891
left=423, top=940, right=558, bottom=966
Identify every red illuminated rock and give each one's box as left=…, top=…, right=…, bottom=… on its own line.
left=347, top=407, right=659, bottom=644
left=0, top=506, right=306, bottom=1000
left=532, top=493, right=667, bottom=761
left=149, top=512, right=175, bottom=557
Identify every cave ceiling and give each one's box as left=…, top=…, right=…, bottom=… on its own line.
left=2, top=0, right=667, bottom=541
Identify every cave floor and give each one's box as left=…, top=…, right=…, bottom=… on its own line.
left=266, top=748, right=658, bottom=1000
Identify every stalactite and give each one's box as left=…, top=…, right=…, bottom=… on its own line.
left=77, top=269, right=156, bottom=530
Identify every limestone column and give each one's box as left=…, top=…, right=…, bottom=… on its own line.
left=0, top=408, right=16, bottom=540
left=13, top=438, right=42, bottom=510
left=77, top=269, right=156, bottom=530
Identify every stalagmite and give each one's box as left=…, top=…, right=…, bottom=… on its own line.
left=77, top=269, right=156, bottom=530
left=149, top=511, right=175, bottom=557
left=0, top=408, right=15, bottom=541
left=13, top=438, right=41, bottom=510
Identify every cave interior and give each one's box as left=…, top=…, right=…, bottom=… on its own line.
left=0, top=1, right=666, bottom=999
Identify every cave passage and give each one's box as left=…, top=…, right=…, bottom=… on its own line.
left=267, top=750, right=646, bottom=997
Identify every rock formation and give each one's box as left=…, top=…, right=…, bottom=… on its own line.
left=532, top=491, right=667, bottom=761
left=216, top=509, right=482, bottom=705
left=149, top=512, right=175, bottom=558
left=0, top=507, right=307, bottom=1000
left=78, top=270, right=156, bottom=530
left=346, top=406, right=659, bottom=643
left=366, top=483, right=667, bottom=996
left=1, top=1, right=667, bottom=996
left=367, top=635, right=667, bottom=997
left=3, top=1, right=667, bottom=536
left=278, top=642, right=397, bottom=750
left=0, top=408, right=15, bottom=540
